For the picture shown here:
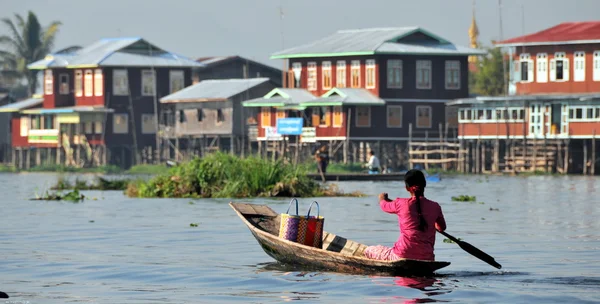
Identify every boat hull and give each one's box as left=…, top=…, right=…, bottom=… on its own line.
left=231, top=202, right=450, bottom=276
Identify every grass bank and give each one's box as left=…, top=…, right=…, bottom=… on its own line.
left=126, top=152, right=365, bottom=198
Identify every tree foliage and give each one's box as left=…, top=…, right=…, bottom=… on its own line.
left=0, top=11, right=61, bottom=95
left=469, top=46, right=509, bottom=96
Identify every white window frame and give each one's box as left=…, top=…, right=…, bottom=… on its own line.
left=169, top=70, right=185, bottom=93
left=44, top=70, right=53, bottom=95
left=458, top=107, right=526, bottom=123
left=568, top=105, right=600, bottom=122
left=307, top=62, right=317, bottom=91
left=58, top=73, right=69, bottom=95
left=550, top=52, right=569, bottom=82
left=336, top=61, right=346, bottom=88
left=387, top=59, right=403, bottom=89
left=355, top=106, right=370, bottom=128
left=84, top=69, right=93, bottom=97
left=322, top=61, right=332, bottom=90
left=113, top=113, right=129, bottom=134
left=594, top=51, right=600, bottom=81
left=416, top=105, right=432, bottom=128
left=445, top=60, right=460, bottom=90
left=141, top=114, right=156, bottom=134
left=94, top=69, right=103, bottom=96
left=574, top=51, right=585, bottom=82
left=365, top=59, right=376, bottom=89
left=519, top=54, right=534, bottom=83
left=416, top=60, right=432, bottom=89
left=75, top=70, right=83, bottom=97
left=113, top=69, right=129, bottom=96
left=536, top=53, right=548, bottom=83
left=386, top=105, right=402, bottom=128
left=141, top=69, right=156, bottom=96
left=351, top=60, right=361, bottom=88
left=291, top=62, right=302, bottom=88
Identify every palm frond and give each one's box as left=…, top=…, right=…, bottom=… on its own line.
left=38, top=21, right=62, bottom=60
left=1, top=18, right=25, bottom=55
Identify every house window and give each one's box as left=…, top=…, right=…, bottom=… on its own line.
left=445, top=60, right=460, bottom=89
left=85, top=121, right=93, bottom=134
left=44, top=70, right=53, bottom=95
left=169, top=70, right=185, bottom=93
left=355, top=106, right=370, bottom=127
left=196, top=109, right=203, bottom=121
left=276, top=110, right=286, bottom=121
left=20, top=117, right=29, bottom=137
left=568, top=106, right=600, bottom=121
left=316, top=107, right=329, bottom=126
left=366, top=59, right=376, bottom=89
left=351, top=60, right=361, bottom=88
left=333, top=106, right=343, bottom=127
left=94, top=121, right=103, bottom=134
left=113, top=69, right=129, bottom=96
left=336, top=61, right=346, bottom=88
left=416, top=106, right=432, bottom=128
left=75, top=70, right=83, bottom=97
left=292, top=62, right=302, bottom=88
left=519, top=54, right=533, bottom=82
left=94, top=69, right=103, bottom=96
left=178, top=110, right=186, bottom=123
left=574, top=51, right=585, bottom=82
left=322, top=61, right=332, bottom=90
left=113, top=113, right=128, bottom=134
left=84, top=69, right=93, bottom=96
left=550, top=52, right=569, bottom=81
left=387, top=59, right=402, bottom=89
left=416, top=60, right=432, bottom=89
left=59, top=74, right=69, bottom=95
left=594, top=51, right=600, bottom=81
left=261, top=107, right=271, bottom=126
left=44, top=115, right=55, bottom=129
left=387, top=105, right=402, bottom=128
left=141, top=70, right=156, bottom=96
left=307, top=62, right=317, bottom=91
left=536, top=53, right=548, bottom=83
left=216, top=109, right=225, bottom=124
left=141, top=114, right=156, bottom=134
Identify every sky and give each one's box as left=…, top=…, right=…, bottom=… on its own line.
left=2, top=0, right=600, bottom=69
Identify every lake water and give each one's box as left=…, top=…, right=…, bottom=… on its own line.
left=0, top=172, right=599, bottom=303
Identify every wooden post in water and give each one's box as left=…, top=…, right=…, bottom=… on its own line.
left=564, top=139, right=570, bottom=174
left=583, top=139, right=588, bottom=175
left=592, top=130, right=596, bottom=175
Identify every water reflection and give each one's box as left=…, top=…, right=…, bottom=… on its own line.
left=370, top=275, right=451, bottom=303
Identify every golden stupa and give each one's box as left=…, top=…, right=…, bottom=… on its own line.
left=468, top=0, right=480, bottom=66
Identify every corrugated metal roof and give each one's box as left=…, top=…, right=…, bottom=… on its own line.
left=271, top=27, right=485, bottom=58
left=196, top=56, right=234, bottom=65
left=447, top=93, right=600, bottom=106
left=304, top=88, right=385, bottom=106
left=28, top=38, right=203, bottom=69
left=161, top=78, right=270, bottom=103
left=242, top=88, right=317, bottom=107
left=0, top=97, right=43, bottom=113
left=496, top=21, right=600, bottom=46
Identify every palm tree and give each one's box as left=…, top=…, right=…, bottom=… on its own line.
left=0, top=11, right=61, bottom=95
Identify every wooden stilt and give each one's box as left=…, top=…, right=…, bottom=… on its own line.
left=583, top=139, right=588, bottom=175
left=592, top=130, right=596, bottom=175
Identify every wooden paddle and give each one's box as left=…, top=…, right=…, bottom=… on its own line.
left=437, top=230, right=502, bottom=269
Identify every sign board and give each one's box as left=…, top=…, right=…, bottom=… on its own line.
left=300, top=127, right=316, bottom=143
left=276, top=118, right=303, bottom=135
left=264, top=126, right=282, bottom=140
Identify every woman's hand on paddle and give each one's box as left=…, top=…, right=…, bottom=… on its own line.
left=378, top=192, right=391, bottom=202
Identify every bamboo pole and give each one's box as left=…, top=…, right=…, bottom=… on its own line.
left=583, top=139, right=588, bottom=175
left=592, top=130, right=596, bottom=175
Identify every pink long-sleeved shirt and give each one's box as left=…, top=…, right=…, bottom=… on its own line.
left=380, top=196, right=446, bottom=261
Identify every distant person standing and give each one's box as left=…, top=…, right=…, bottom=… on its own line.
left=365, top=151, right=381, bottom=174
left=315, top=145, right=329, bottom=174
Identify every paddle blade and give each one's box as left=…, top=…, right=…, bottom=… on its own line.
left=456, top=240, right=502, bottom=269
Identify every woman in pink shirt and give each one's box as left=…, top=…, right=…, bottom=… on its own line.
left=364, top=169, right=447, bottom=261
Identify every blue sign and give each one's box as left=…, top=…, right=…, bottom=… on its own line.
left=276, top=118, right=303, bottom=135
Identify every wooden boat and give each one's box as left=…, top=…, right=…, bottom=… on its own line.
left=230, top=202, right=450, bottom=276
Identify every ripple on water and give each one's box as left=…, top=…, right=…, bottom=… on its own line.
left=0, top=173, right=599, bottom=303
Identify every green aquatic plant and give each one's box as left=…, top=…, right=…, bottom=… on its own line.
left=190, top=223, right=199, bottom=227
left=128, top=152, right=363, bottom=198
left=451, top=195, right=477, bottom=202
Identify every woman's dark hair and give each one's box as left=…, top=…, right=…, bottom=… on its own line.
left=404, top=169, right=427, bottom=232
